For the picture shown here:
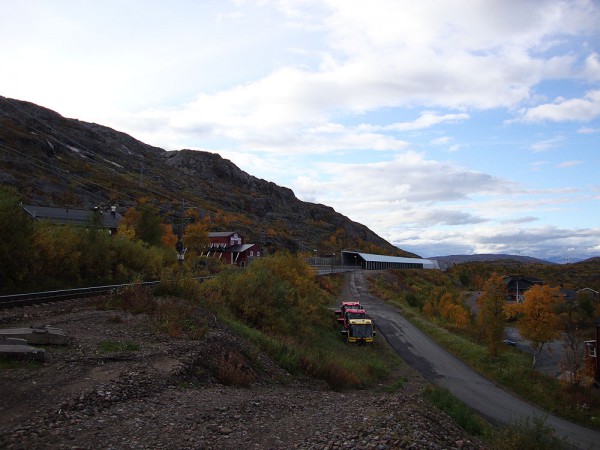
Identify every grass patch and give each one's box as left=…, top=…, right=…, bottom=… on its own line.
left=97, top=340, right=140, bottom=353
left=380, top=376, right=407, bottom=393
left=424, top=385, right=571, bottom=448
left=0, top=355, right=41, bottom=369
left=424, top=386, right=487, bottom=436
left=487, top=415, right=572, bottom=450
left=101, top=280, right=208, bottom=339
left=221, top=312, right=401, bottom=390
left=191, top=255, right=404, bottom=390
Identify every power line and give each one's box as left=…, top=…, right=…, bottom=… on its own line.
left=0, top=97, right=208, bottom=213
left=0, top=143, right=109, bottom=205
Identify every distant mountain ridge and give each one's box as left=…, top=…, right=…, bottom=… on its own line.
left=432, top=254, right=555, bottom=268
left=0, top=96, right=414, bottom=257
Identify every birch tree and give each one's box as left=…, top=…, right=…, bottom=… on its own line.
left=477, top=273, right=507, bottom=357
left=505, top=284, right=562, bottom=369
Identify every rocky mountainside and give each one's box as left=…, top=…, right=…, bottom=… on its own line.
left=0, top=96, right=414, bottom=256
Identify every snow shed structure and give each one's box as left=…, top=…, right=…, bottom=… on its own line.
left=341, top=251, right=439, bottom=270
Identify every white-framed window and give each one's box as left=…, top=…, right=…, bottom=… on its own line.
left=257, top=252, right=261, bottom=257
left=590, top=346, right=597, bottom=358
left=249, top=251, right=254, bottom=257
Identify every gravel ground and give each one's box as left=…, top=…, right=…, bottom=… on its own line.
left=0, top=298, right=485, bottom=449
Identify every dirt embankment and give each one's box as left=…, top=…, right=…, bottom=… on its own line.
left=0, top=286, right=484, bottom=449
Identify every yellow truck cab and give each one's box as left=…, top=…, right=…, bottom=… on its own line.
left=342, top=318, right=376, bottom=343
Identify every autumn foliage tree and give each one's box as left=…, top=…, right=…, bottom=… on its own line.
left=118, top=199, right=163, bottom=247
left=183, top=220, right=210, bottom=257
left=557, top=291, right=596, bottom=386
left=161, top=224, right=178, bottom=250
left=505, top=284, right=562, bottom=368
left=422, top=291, right=471, bottom=329
left=0, top=187, right=35, bottom=292
left=135, top=200, right=163, bottom=247
left=477, top=273, right=507, bottom=357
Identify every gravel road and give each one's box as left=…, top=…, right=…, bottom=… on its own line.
left=0, top=292, right=484, bottom=449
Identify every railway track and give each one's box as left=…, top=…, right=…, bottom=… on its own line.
left=0, top=267, right=352, bottom=309
left=0, top=281, right=161, bottom=309
left=0, top=264, right=354, bottom=309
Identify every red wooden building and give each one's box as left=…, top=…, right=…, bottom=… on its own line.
left=204, top=231, right=261, bottom=267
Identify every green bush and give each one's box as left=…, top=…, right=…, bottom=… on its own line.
left=200, top=252, right=331, bottom=337
left=488, top=415, right=570, bottom=450
left=405, top=292, right=423, bottom=309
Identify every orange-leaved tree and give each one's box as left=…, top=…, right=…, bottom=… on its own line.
left=505, top=284, right=562, bottom=368
left=183, top=220, right=210, bottom=257
left=117, top=207, right=136, bottom=240
left=477, top=273, right=507, bottom=357
left=161, top=224, right=178, bottom=250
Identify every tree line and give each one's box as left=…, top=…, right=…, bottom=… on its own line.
left=478, top=273, right=598, bottom=384
left=0, top=188, right=214, bottom=294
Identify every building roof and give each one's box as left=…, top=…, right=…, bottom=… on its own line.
left=229, top=244, right=256, bottom=253
left=501, top=275, right=544, bottom=285
left=208, top=231, right=237, bottom=238
left=343, top=251, right=439, bottom=270
left=22, top=205, right=122, bottom=229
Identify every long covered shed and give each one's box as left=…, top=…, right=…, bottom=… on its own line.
left=341, top=251, right=439, bottom=270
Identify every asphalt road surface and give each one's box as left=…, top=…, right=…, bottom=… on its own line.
left=347, top=271, right=600, bottom=450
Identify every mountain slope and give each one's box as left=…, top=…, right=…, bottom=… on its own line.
left=432, top=254, right=554, bottom=266
left=0, top=96, right=414, bottom=256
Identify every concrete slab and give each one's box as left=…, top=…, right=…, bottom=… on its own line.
left=0, top=325, right=69, bottom=345
left=0, top=344, right=45, bottom=362
left=0, top=337, right=29, bottom=346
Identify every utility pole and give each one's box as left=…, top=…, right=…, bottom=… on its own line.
left=176, top=199, right=187, bottom=264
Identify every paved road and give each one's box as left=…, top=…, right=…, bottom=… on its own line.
left=347, top=271, right=600, bottom=450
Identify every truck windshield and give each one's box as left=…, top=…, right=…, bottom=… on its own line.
left=350, top=324, right=372, bottom=338
left=346, top=312, right=366, bottom=320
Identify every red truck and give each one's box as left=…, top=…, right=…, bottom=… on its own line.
left=335, top=301, right=363, bottom=322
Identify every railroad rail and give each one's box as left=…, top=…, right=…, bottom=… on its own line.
left=0, top=267, right=352, bottom=309
left=0, top=281, right=161, bottom=309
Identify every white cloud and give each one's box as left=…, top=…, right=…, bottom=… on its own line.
left=431, top=137, right=452, bottom=145
left=577, top=127, right=599, bottom=134
left=583, top=52, right=600, bottom=82
left=530, top=136, right=565, bottom=152
left=520, top=90, right=600, bottom=123
left=2, top=0, right=599, bottom=261
left=392, top=224, right=600, bottom=261
left=557, top=160, right=583, bottom=168
left=293, top=150, right=510, bottom=205
left=502, top=216, right=539, bottom=225
left=105, top=1, right=595, bottom=149
left=361, top=113, right=470, bottom=132
left=529, top=161, right=548, bottom=171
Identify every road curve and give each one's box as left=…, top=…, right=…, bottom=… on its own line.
left=347, top=271, right=600, bottom=450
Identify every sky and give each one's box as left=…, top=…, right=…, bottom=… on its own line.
left=2, top=0, right=599, bottom=262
